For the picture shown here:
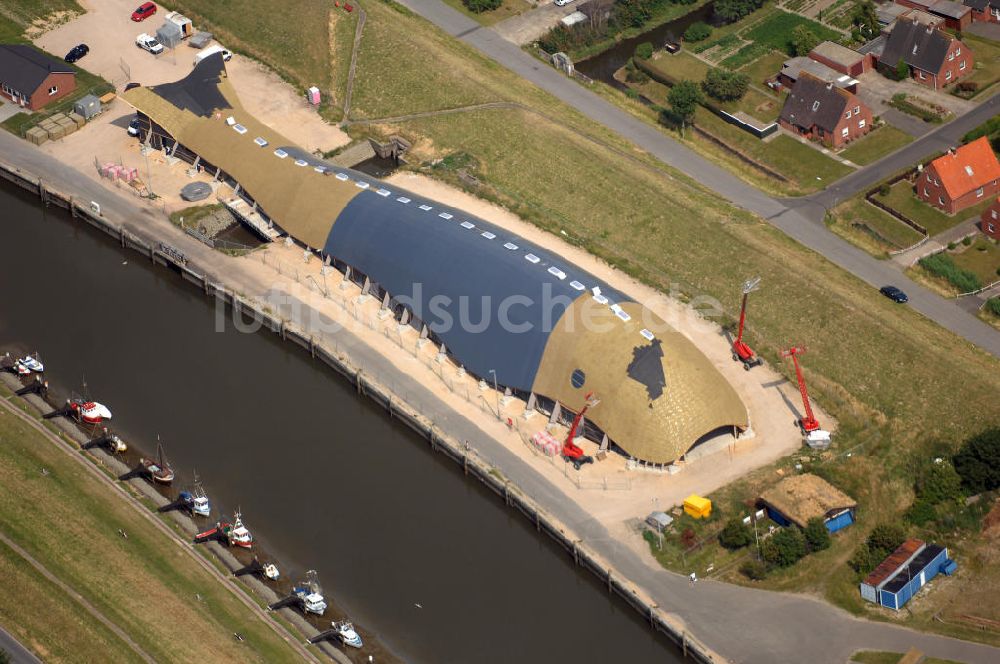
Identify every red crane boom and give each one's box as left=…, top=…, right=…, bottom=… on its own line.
left=732, top=278, right=762, bottom=370
left=781, top=346, right=819, bottom=433
left=562, top=392, right=599, bottom=469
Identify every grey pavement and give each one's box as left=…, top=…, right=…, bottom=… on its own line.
left=399, top=0, right=1000, bottom=364
left=968, top=22, right=1000, bottom=41
left=492, top=0, right=572, bottom=45
left=0, top=627, right=42, bottom=664
left=3, top=124, right=1000, bottom=664
left=879, top=107, right=934, bottom=138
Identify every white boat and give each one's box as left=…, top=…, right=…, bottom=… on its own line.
left=109, top=433, right=127, bottom=453
left=70, top=399, right=112, bottom=424
left=15, top=354, right=44, bottom=374
left=334, top=620, right=363, bottom=649
left=302, top=592, right=327, bottom=616
left=191, top=478, right=210, bottom=517
left=294, top=570, right=327, bottom=615
left=229, top=510, right=253, bottom=549
left=263, top=563, right=280, bottom=581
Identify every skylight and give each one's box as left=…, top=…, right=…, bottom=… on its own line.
left=335, top=173, right=349, bottom=181
left=481, top=231, right=496, bottom=240
left=232, top=124, right=247, bottom=134
left=376, top=188, right=391, bottom=197
left=439, top=212, right=453, bottom=220
left=615, top=309, right=631, bottom=322
left=294, top=159, right=308, bottom=167
left=547, top=266, right=566, bottom=280
left=396, top=196, right=411, bottom=204
left=273, top=149, right=288, bottom=159
left=355, top=181, right=370, bottom=189
left=314, top=166, right=326, bottom=173
left=503, top=242, right=519, bottom=250
left=593, top=294, right=609, bottom=304
left=461, top=221, right=475, bottom=229
left=640, top=329, right=655, bottom=341
left=254, top=137, right=268, bottom=147
left=811, top=101, right=820, bottom=112
left=524, top=253, right=540, bottom=264
left=569, top=280, right=585, bottom=291
left=965, top=165, right=974, bottom=176
left=419, top=204, right=433, bottom=211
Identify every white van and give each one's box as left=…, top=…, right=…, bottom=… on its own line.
left=193, top=44, right=232, bottom=66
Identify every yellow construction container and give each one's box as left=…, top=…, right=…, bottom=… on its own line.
left=683, top=494, right=712, bottom=519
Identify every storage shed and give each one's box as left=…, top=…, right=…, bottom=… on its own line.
left=188, top=32, right=214, bottom=49
left=72, top=94, right=101, bottom=119
left=860, top=539, right=954, bottom=610
left=646, top=511, right=674, bottom=532
left=164, top=11, right=194, bottom=38
left=683, top=494, right=712, bottom=519
left=156, top=21, right=183, bottom=49
left=758, top=473, right=856, bottom=533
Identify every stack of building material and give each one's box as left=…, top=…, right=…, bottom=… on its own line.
left=530, top=430, right=560, bottom=457
left=68, top=112, right=86, bottom=129
left=56, top=114, right=77, bottom=136
left=25, top=126, right=48, bottom=145
left=38, top=116, right=65, bottom=140
left=683, top=494, right=712, bottom=519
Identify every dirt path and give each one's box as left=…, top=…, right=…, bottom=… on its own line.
left=342, top=8, right=367, bottom=120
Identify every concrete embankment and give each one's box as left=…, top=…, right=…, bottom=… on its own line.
left=0, top=159, right=720, bottom=664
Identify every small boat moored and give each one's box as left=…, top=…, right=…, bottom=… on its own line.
left=69, top=398, right=112, bottom=425
left=140, top=441, right=174, bottom=484
left=294, top=570, right=328, bottom=616
left=14, top=353, right=44, bottom=375
left=191, top=481, right=211, bottom=517
left=228, top=510, right=253, bottom=549
left=334, top=620, right=363, bottom=649
left=263, top=563, right=280, bottom=581
left=195, top=519, right=230, bottom=541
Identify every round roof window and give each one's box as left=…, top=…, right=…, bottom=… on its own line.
left=570, top=369, right=586, bottom=389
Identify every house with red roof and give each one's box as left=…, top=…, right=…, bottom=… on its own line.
left=915, top=136, right=1000, bottom=214
left=982, top=197, right=1000, bottom=239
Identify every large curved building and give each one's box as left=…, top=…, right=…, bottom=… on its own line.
left=123, top=56, right=748, bottom=463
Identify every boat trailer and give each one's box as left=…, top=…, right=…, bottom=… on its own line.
left=42, top=400, right=74, bottom=420
left=308, top=629, right=346, bottom=647
left=268, top=594, right=305, bottom=612
left=233, top=558, right=265, bottom=578
left=15, top=377, right=48, bottom=397
left=118, top=463, right=153, bottom=482
left=158, top=495, right=194, bottom=516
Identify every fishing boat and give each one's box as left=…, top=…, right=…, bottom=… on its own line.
left=191, top=480, right=211, bottom=517
left=334, top=620, right=363, bottom=649
left=14, top=354, right=44, bottom=375
left=228, top=510, right=253, bottom=549
left=108, top=433, right=127, bottom=453
left=263, top=563, right=280, bottom=581
left=294, top=570, right=327, bottom=616
left=139, top=441, right=174, bottom=484
left=69, top=398, right=112, bottom=424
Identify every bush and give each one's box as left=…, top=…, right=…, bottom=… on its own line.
left=762, top=527, right=806, bottom=567
left=463, top=0, right=502, bottom=12
left=895, top=58, right=910, bottom=81
left=919, top=253, right=982, bottom=292
left=850, top=524, right=906, bottom=575
left=684, top=22, right=712, bottom=42
left=791, top=25, right=820, bottom=57
left=702, top=68, right=749, bottom=102
left=680, top=527, right=697, bottom=548
left=878, top=183, right=890, bottom=197
left=635, top=42, right=653, bottom=60
left=740, top=559, right=768, bottom=580
left=906, top=498, right=937, bottom=525
left=715, top=0, right=766, bottom=23
left=804, top=517, right=831, bottom=552
left=947, top=242, right=957, bottom=250
left=917, top=461, right=963, bottom=505
left=953, top=428, right=1000, bottom=494
left=963, top=236, right=973, bottom=246
left=719, top=518, right=753, bottom=549
left=988, top=297, right=1000, bottom=317
left=667, top=79, right=703, bottom=126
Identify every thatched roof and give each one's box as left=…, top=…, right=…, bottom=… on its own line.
left=759, top=474, right=856, bottom=528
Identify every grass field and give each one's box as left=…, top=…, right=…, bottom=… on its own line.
left=0, top=393, right=301, bottom=663
left=737, top=50, right=787, bottom=86
left=839, top=125, right=914, bottom=166
left=851, top=650, right=963, bottom=664
left=439, top=0, right=533, bottom=26
left=875, top=181, right=994, bottom=236
left=829, top=196, right=925, bottom=254
left=960, top=35, right=1000, bottom=97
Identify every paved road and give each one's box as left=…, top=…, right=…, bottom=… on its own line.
left=3, top=133, right=999, bottom=664
left=399, top=0, right=1000, bottom=361
left=0, top=626, right=42, bottom=664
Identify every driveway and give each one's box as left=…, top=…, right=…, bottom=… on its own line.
left=493, top=1, right=578, bottom=45
left=32, top=0, right=349, bottom=153
left=856, top=71, right=976, bottom=119
left=968, top=21, right=1000, bottom=41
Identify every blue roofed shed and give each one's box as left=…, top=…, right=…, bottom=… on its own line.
left=758, top=474, right=857, bottom=533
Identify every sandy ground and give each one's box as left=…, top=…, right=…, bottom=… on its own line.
left=33, top=0, right=349, bottom=154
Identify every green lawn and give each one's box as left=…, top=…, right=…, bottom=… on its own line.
left=695, top=5, right=780, bottom=60
left=645, top=51, right=711, bottom=82
left=830, top=196, right=925, bottom=254
left=960, top=35, right=1000, bottom=97
left=839, top=125, right=914, bottom=165
left=721, top=9, right=841, bottom=68
left=851, top=650, right=963, bottom=664
left=875, top=181, right=995, bottom=236
left=439, top=0, right=533, bottom=26
left=738, top=50, right=788, bottom=86
left=952, top=237, right=1000, bottom=286
left=0, top=394, right=301, bottom=663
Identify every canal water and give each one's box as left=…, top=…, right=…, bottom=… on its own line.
left=575, top=2, right=717, bottom=84
left=0, top=182, right=683, bottom=662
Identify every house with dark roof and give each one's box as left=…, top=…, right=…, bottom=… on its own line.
left=916, top=136, right=1000, bottom=214
left=964, top=0, right=1000, bottom=23
left=0, top=44, right=76, bottom=111
left=878, top=17, right=972, bottom=89
left=779, top=73, right=873, bottom=148
left=896, top=0, right=972, bottom=28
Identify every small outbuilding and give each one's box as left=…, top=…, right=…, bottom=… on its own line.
left=164, top=11, right=194, bottom=38
left=73, top=94, right=101, bottom=119
left=156, top=21, right=184, bottom=49
left=758, top=473, right=857, bottom=533
left=188, top=32, right=214, bottom=49
left=860, top=539, right=954, bottom=610
left=646, top=511, right=674, bottom=532
left=683, top=494, right=712, bottom=519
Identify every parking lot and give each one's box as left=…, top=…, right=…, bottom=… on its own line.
left=33, top=0, right=349, bottom=154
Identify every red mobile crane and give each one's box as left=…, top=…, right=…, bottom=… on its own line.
left=562, top=392, right=599, bottom=470
left=732, top=277, right=762, bottom=370
left=781, top=346, right=820, bottom=433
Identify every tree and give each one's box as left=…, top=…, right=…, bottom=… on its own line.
left=667, top=80, right=702, bottom=135
left=702, top=68, right=749, bottom=102
left=791, top=25, right=821, bottom=57
left=867, top=523, right=905, bottom=555
left=463, top=0, right=502, bottom=12
left=715, top=0, right=765, bottom=23
left=740, top=559, right=768, bottom=580
left=762, top=527, right=806, bottom=567
left=916, top=460, right=963, bottom=505
left=851, top=0, right=879, bottom=37
left=634, top=42, right=653, bottom=60
left=953, top=428, right=1000, bottom=493
left=804, top=517, right=831, bottom=552
left=683, top=21, right=712, bottom=42
left=719, top=517, right=753, bottom=549
left=894, top=58, right=910, bottom=81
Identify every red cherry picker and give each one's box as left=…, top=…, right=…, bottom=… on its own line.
left=781, top=346, right=820, bottom=433
left=732, top=277, right=763, bottom=370
left=562, top=392, right=599, bottom=470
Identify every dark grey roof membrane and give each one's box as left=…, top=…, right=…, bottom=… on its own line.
left=151, top=52, right=230, bottom=117
left=627, top=338, right=666, bottom=400
left=322, top=185, right=627, bottom=391
left=779, top=74, right=850, bottom=134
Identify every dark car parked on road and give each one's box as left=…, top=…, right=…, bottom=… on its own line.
left=880, top=286, right=909, bottom=303
left=64, top=43, right=89, bottom=63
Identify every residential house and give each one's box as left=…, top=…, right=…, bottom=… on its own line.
left=808, top=41, right=873, bottom=77
left=964, top=0, right=1000, bottom=23
left=878, top=17, right=973, bottom=89
left=982, top=197, right=1000, bottom=238
left=896, top=0, right=973, bottom=28
left=0, top=44, right=76, bottom=111
left=777, top=56, right=859, bottom=93
left=779, top=73, right=873, bottom=148
left=916, top=136, right=1000, bottom=214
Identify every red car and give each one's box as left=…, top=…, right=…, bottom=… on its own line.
left=131, top=2, right=157, bottom=21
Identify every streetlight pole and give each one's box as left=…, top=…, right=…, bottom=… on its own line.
left=488, top=369, right=500, bottom=421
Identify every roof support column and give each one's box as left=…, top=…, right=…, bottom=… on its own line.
left=549, top=402, right=562, bottom=425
